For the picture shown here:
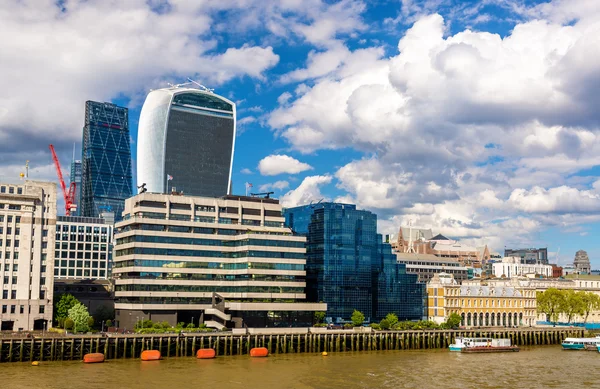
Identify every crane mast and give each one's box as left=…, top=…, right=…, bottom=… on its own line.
left=49, top=144, right=77, bottom=216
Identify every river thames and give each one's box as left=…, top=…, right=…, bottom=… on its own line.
left=1, top=346, right=597, bottom=388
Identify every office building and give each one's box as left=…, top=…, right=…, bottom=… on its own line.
left=428, top=273, right=537, bottom=327
left=504, top=247, right=548, bottom=265
left=395, top=252, right=469, bottom=283
left=69, top=159, right=82, bottom=216
left=137, top=86, right=236, bottom=197
left=112, top=193, right=326, bottom=329
left=491, top=257, right=553, bottom=278
left=53, top=216, right=114, bottom=280
left=81, top=101, right=132, bottom=221
left=284, top=203, right=425, bottom=323
left=573, top=250, right=591, bottom=274
left=0, top=181, right=56, bottom=331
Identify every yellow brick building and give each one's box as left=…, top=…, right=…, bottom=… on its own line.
left=427, top=273, right=537, bottom=327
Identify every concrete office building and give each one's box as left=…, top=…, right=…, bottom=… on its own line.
left=54, top=216, right=114, bottom=280
left=395, top=252, right=469, bottom=283
left=137, top=86, right=236, bottom=197
left=0, top=181, right=56, bottom=331
left=81, top=101, right=132, bottom=220
left=112, top=193, right=325, bottom=329
left=491, top=257, right=553, bottom=278
left=504, top=247, right=548, bottom=265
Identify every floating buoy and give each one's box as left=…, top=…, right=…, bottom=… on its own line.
left=141, top=350, right=161, bottom=361
left=83, top=353, right=105, bottom=363
left=322, top=352, right=328, bottom=356
left=31, top=361, right=39, bottom=366
left=196, top=348, right=216, bottom=359
left=249, top=347, right=269, bottom=358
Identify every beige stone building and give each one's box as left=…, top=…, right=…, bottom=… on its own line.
left=0, top=180, right=56, bottom=331
left=113, top=192, right=326, bottom=329
left=427, top=273, right=537, bottom=327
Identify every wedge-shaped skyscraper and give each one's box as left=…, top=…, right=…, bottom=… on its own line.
left=137, top=86, right=236, bottom=196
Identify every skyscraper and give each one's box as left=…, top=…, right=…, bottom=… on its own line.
left=69, top=159, right=81, bottom=216
left=137, top=86, right=236, bottom=197
left=81, top=101, right=132, bottom=221
left=284, top=203, right=425, bottom=323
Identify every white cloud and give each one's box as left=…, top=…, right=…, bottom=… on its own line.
left=259, top=180, right=290, bottom=192
left=240, top=168, right=253, bottom=175
left=280, top=175, right=332, bottom=207
left=508, top=186, right=600, bottom=214
left=257, top=155, right=313, bottom=176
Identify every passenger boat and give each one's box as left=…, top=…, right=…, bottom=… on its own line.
left=449, top=337, right=519, bottom=353
left=561, top=335, right=600, bottom=350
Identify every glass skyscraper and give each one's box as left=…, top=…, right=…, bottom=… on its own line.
left=81, top=101, right=132, bottom=221
left=284, top=203, right=425, bottom=323
left=137, top=86, right=236, bottom=197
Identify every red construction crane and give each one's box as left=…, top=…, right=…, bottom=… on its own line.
left=49, top=144, right=77, bottom=216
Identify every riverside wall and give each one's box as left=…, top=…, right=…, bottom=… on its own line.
left=0, top=327, right=585, bottom=363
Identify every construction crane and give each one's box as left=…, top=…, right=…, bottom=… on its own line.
left=49, top=144, right=77, bottom=216
left=250, top=192, right=275, bottom=199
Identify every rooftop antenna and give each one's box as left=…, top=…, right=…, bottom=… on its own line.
left=167, top=81, right=192, bottom=89
left=187, top=78, right=214, bottom=93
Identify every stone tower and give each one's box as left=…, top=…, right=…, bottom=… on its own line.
left=573, top=250, right=591, bottom=274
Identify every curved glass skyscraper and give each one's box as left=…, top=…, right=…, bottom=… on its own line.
left=137, top=87, right=236, bottom=196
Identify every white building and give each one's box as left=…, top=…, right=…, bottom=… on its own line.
left=54, top=216, right=114, bottom=280
left=492, top=257, right=553, bottom=278
left=0, top=181, right=56, bottom=331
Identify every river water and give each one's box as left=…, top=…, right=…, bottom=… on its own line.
left=1, top=346, right=597, bottom=389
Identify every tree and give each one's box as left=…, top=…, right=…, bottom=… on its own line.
left=384, top=313, right=399, bottom=328
left=64, top=318, right=74, bottom=331
left=560, top=290, right=585, bottom=324
left=87, top=316, right=95, bottom=329
left=93, top=305, right=114, bottom=327
left=351, top=310, right=365, bottom=326
left=68, top=303, right=91, bottom=333
left=379, top=319, right=391, bottom=330
left=444, top=313, right=462, bottom=329
left=55, top=294, right=81, bottom=324
left=105, top=319, right=113, bottom=327
left=537, top=288, right=565, bottom=324
left=580, top=292, right=600, bottom=323
left=314, top=311, right=326, bottom=324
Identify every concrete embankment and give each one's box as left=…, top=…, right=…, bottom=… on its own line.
left=0, top=327, right=584, bottom=363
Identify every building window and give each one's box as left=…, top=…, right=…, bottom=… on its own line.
left=11, top=291, right=16, bottom=299
left=8, top=187, right=14, bottom=194
left=2, top=290, right=7, bottom=299
left=10, top=305, right=15, bottom=314
left=1, top=305, right=5, bottom=313
left=19, top=305, right=24, bottom=314
left=39, top=305, right=45, bottom=314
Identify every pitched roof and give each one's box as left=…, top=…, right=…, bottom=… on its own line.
left=431, top=234, right=449, bottom=241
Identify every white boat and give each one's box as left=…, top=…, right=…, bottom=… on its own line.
left=562, top=335, right=600, bottom=350
left=449, top=337, right=519, bottom=352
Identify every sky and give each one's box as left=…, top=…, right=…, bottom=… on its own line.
left=1, top=0, right=600, bottom=267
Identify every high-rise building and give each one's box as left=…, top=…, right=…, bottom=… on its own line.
left=53, top=216, right=114, bottom=280
left=69, top=159, right=82, bottom=216
left=81, top=101, right=132, bottom=221
left=284, top=203, right=425, bottom=323
left=112, top=193, right=326, bottom=329
left=0, top=181, right=56, bottom=331
left=137, top=86, right=236, bottom=197
left=504, top=248, right=548, bottom=265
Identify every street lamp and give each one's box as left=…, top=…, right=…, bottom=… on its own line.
left=192, top=316, right=194, bottom=328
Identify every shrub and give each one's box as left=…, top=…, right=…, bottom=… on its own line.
left=351, top=310, right=365, bottom=326
left=87, top=317, right=95, bottom=328
left=343, top=323, right=353, bottom=329
left=369, top=323, right=381, bottom=330
left=313, top=323, right=327, bottom=327
left=161, top=321, right=171, bottom=329
left=105, top=319, right=113, bottom=327
left=64, top=318, right=74, bottom=331
left=186, top=323, right=195, bottom=329
left=379, top=319, right=391, bottom=330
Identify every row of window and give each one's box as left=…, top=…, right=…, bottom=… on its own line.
left=119, top=272, right=302, bottom=281
left=54, top=259, right=106, bottom=268
left=0, top=227, right=20, bottom=235
left=136, top=201, right=282, bottom=218
left=55, top=242, right=109, bottom=251
left=0, top=252, right=20, bottom=260
left=118, top=224, right=291, bottom=237
left=0, top=239, right=20, bottom=247
left=55, top=251, right=107, bottom=260
left=115, top=285, right=304, bottom=293
left=116, top=248, right=305, bottom=259
left=56, top=234, right=109, bottom=242
left=0, top=216, right=20, bottom=223
left=0, top=204, right=21, bottom=210
left=54, top=268, right=106, bottom=278
left=57, top=225, right=110, bottom=234
left=0, top=186, right=23, bottom=195
left=113, top=259, right=305, bottom=271
left=116, top=236, right=304, bottom=248
left=129, top=213, right=284, bottom=227
left=1, top=305, right=45, bottom=314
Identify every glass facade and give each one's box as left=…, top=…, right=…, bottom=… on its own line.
left=81, top=101, right=132, bottom=221
left=285, top=203, right=425, bottom=323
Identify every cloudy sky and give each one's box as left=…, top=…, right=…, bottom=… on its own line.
left=1, top=0, right=600, bottom=266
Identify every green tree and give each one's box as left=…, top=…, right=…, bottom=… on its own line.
left=55, top=294, right=81, bottom=324
left=560, top=290, right=585, bottom=324
left=580, top=292, right=600, bottom=323
left=444, top=313, right=462, bottom=329
left=537, top=288, right=565, bottom=324
left=64, top=318, right=74, bottom=331
left=351, top=310, right=365, bottom=326
left=105, top=319, right=113, bottom=327
left=314, top=311, right=326, bottom=324
left=68, top=303, right=91, bottom=333
left=379, top=318, right=391, bottom=330
left=93, top=305, right=114, bottom=327
left=384, top=313, right=399, bottom=328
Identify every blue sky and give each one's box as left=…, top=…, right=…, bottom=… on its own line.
left=1, top=0, right=600, bottom=267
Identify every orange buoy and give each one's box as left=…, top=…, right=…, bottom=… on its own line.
left=83, top=353, right=105, bottom=364
left=249, top=347, right=269, bottom=358
left=141, top=350, right=162, bottom=361
left=196, top=348, right=216, bottom=359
